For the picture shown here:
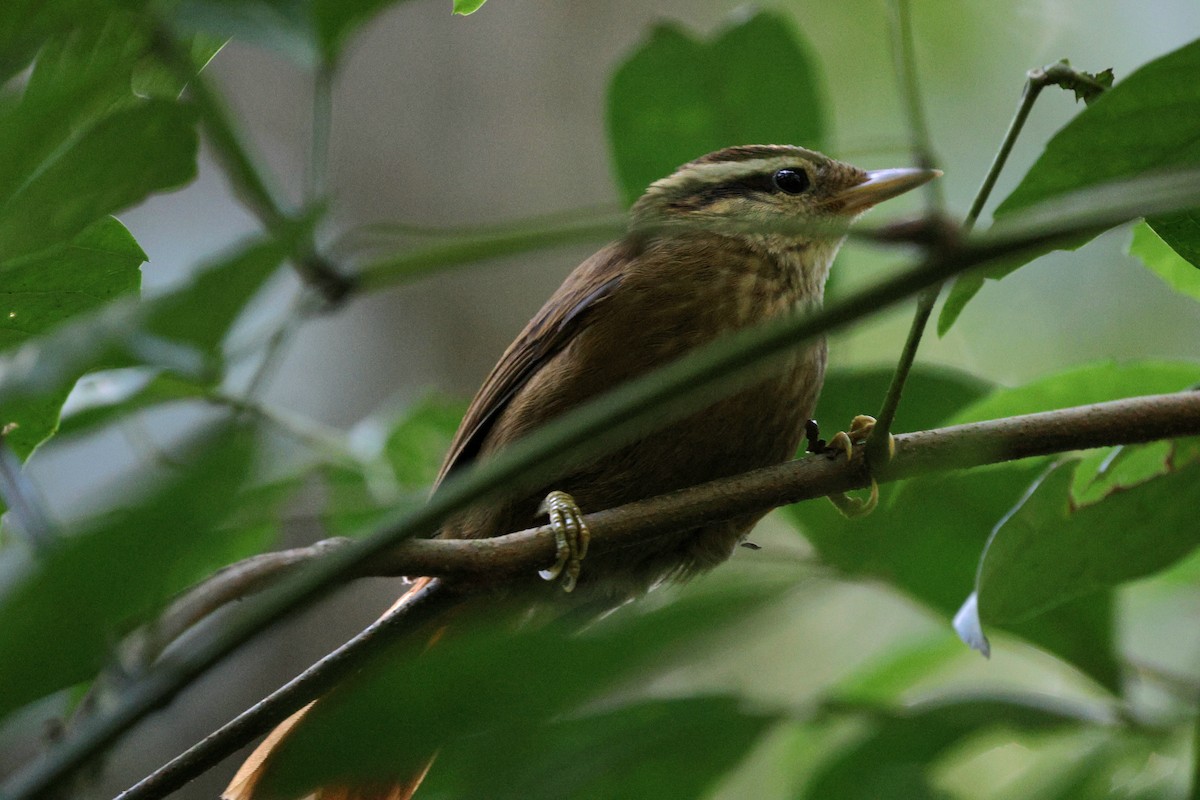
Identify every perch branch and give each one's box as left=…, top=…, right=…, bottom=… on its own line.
left=109, top=389, right=1200, bottom=800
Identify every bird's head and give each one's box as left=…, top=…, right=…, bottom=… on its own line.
left=630, top=144, right=939, bottom=250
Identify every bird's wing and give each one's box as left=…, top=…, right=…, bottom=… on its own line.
left=434, top=241, right=629, bottom=484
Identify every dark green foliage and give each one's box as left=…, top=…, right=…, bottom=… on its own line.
left=607, top=10, right=828, bottom=206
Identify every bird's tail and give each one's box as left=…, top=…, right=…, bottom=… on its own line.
left=222, top=577, right=442, bottom=800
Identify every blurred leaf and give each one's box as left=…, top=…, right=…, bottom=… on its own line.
left=321, top=394, right=465, bottom=536
left=940, top=37, right=1200, bottom=333
left=0, top=100, right=197, bottom=262
left=452, top=0, right=487, bottom=13
left=251, top=580, right=788, bottom=799
left=131, top=33, right=227, bottom=99
left=801, top=696, right=1092, bottom=800
left=0, top=218, right=144, bottom=458
left=832, top=635, right=966, bottom=705
left=56, top=369, right=212, bottom=439
left=422, top=696, right=775, bottom=800
left=170, top=0, right=417, bottom=65
left=0, top=422, right=256, bottom=722
left=607, top=9, right=827, bottom=206
left=0, top=235, right=291, bottom=460
left=945, top=360, right=1200, bottom=425
left=1129, top=221, right=1200, bottom=303
left=383, top=393, right=466, bottom=488
left=972, top=457, right=1200, bottom=628
left=0, top=15, right=199, bottom=264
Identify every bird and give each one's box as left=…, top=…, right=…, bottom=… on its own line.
left=223, top=144, right=938, bottom=800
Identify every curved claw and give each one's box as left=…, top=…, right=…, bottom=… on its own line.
left=829, top=479, right=880, bottom=518
left=537, top=490, right=590, bottom=592
left=825, top=415, right=889, bottom=519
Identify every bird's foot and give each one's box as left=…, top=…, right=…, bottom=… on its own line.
left=537, top=490, right=590, bottom=593
left=824, top=415, right=893, bottom=519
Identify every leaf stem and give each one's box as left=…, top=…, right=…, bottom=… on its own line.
left=150, top=24, right=352, bottom=304
left=868, top=0, right=944, bottom=461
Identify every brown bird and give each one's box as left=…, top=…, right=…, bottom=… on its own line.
left=224, top=144, right=938, bottom=800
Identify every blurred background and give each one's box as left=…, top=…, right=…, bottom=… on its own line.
left=12, top=0, right=1200, bottom=796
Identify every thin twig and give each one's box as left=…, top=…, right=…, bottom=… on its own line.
left=306, top=63, right=333, bottom=206
left=867, top=53, right=1113, bottom=463
left=111, top=389, right=1200, bottom=800
left=868, top=0, right=945, bottom=461
left=150, top=24, right=353, bottom=304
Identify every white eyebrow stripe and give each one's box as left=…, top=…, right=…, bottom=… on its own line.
left=650, top=156, right=817, bottom=198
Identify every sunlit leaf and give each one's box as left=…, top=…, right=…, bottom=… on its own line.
left=0, top=422, right=257, bottom=722
left=940, top=37, right=1200, bottom=333
left=607, top=9, right=827, bottom=206
left=1129, top=221, right=1200, bottom=303
left=452, top=0, right=487, bottom=14
left=250, top=580, right=788, bottom=799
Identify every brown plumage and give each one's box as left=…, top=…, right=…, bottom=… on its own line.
left=224, top=145, right=937, bottom=800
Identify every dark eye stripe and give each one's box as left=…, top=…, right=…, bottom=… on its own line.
left=675, top=170, right=806, bottom=210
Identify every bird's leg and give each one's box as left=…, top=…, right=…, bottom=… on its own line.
left=825, top=415, right=894, bottom=518
left=537, top=490, right=590, bottom=593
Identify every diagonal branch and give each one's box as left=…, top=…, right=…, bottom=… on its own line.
left=110, top=389, right=1200, bottom=800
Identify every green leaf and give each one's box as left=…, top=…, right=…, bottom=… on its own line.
left=1129, top=221, right=1200, bottom=302
left=790, top=361, right=1200, bottom=689
left=0, top=100, right=198, bottom=262
left=0, top=235, right=291, bottom=459
left=452, top=0, right=487, bottom=13
left=814, top=365, right=993, bottom=445
left=320, top=394, right=465, bottom=536
left=945, top=360, right=1200, bottom=425
left=606, top=10, right=827, bottom=206
left=131, top=33, right=227, bottom=99
left=0, top=422, right=257, bottom=722
left=383, top=393, right=466, bottom=488
left=972, top=457, right=1200, bottom=628
left=801, top=696, right=1091, bottom=800
left=55, top=369, right=212, bottom=439
left=250, top=580, right=787, bottom=799
left=423, top=697, right=775, bottom=800
left=0, top=218, right=144, bottom=458
left=169, top=0, right=417, bottom=65
left=939, top=37, right=1200, bottom=333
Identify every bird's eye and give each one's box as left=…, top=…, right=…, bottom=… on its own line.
left=772, top=168, right=810, bottom=194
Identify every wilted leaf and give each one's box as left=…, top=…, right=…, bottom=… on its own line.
left=607, top=10, right=827, bottom=206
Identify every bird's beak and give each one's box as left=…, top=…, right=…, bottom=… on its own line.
left=831, top=167, right=942, bottom=214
